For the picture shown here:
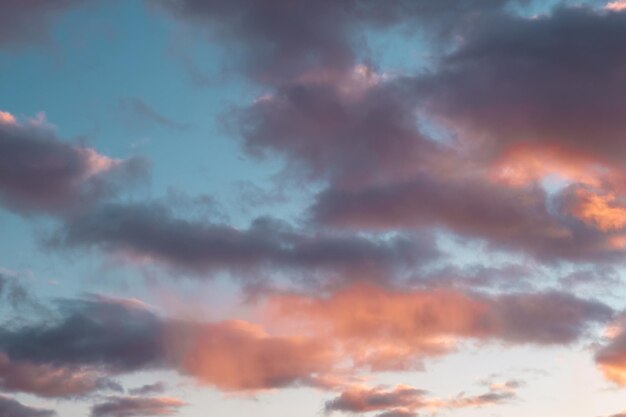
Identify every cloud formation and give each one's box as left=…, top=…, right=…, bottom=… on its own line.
left=4, top=1, right=626, bottom=415
left=0, top=352, right=121, bottom=398
left=90, top=396, right=186, bottom=417
left=270, top=284, right=612, bottom=370
left=0, top=294, right=334, bottom=393
left=216, top=4, right=626, bottom=265
left=0, top=395, right=55, bottom=417
left=595, top=319, right=626, bottom=386
left=0, top=111, right=147, bottom=216
left=0, top=285, right=609, bottom=397
left=235, top=66, right=437, bottom=188
left=419, top=6, right=626, bottom=169
left=50, top=201, right=437, bottom=282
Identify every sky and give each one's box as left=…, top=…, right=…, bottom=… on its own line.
left=2, top=0, right=626, bottom=416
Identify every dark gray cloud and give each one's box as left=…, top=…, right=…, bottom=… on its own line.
left=90, top=396, right=186, bottom=417
left=0, top=115, right=148, bottom=216
left=311, top=174, right=626, bottom=262
left=415, top=263, right=535, bottom=291
left=128, top=382, right=166, bottom=396
left=0, top=351, right=122, bottom=398
left=493, top=292, right=613, bottom=344
left=157, top=0, right=525, bottom=82
left=221, top=4, right=626, bottom=264
left=0, top=297, right=165, bottom=372
left=234, top=70, right=438, bottom=188
left=48, top=201, right=438, bottom=282
left=418, top=6, right=626, bottom=166
left=0, top=395, right=56, bottom=417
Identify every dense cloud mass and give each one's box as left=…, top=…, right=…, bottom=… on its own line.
left=0, top=297, right=165, bottom=372
left=158, top=0, right=525, bottom=81
left=235, top=67, right=438, bottom=187
left=0, top=287, right=612, bottom=399
left=0, top=112, right=147, bottom=216
left=419, top=6, right=626, bottom=166
left=311, top=176, right=626, bottom=261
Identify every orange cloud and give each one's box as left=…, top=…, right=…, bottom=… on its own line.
left=0, top=111, right=16, bottom=125
left=595, top=322, right=626, bottom=386
left=606, top=1, right=626, bottom=11
left=269, top=284, right=489, bottom=370
left=567, top=188, right=626, bottom=231
left=490, top=144, right=607, bottom=188
left=164, top=320, right=336, bottom=392
left=268, top=284, right=610, bottom=371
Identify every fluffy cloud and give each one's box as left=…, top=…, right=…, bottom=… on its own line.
left=419, top=6, right=626, bottom=170
left=158, top=0, right=523, bottom=82
left=235, top=66, right=437, bottom=188
left=0, top=111, right=147, bottom=216
left=219, top=5, right=626, bottom=264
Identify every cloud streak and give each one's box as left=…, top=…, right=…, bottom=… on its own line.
left=49, top=201, right=437, bottom=282
left=0, top=395, right=55, bottom=417
left=90, top=396, right=186, bottom=417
